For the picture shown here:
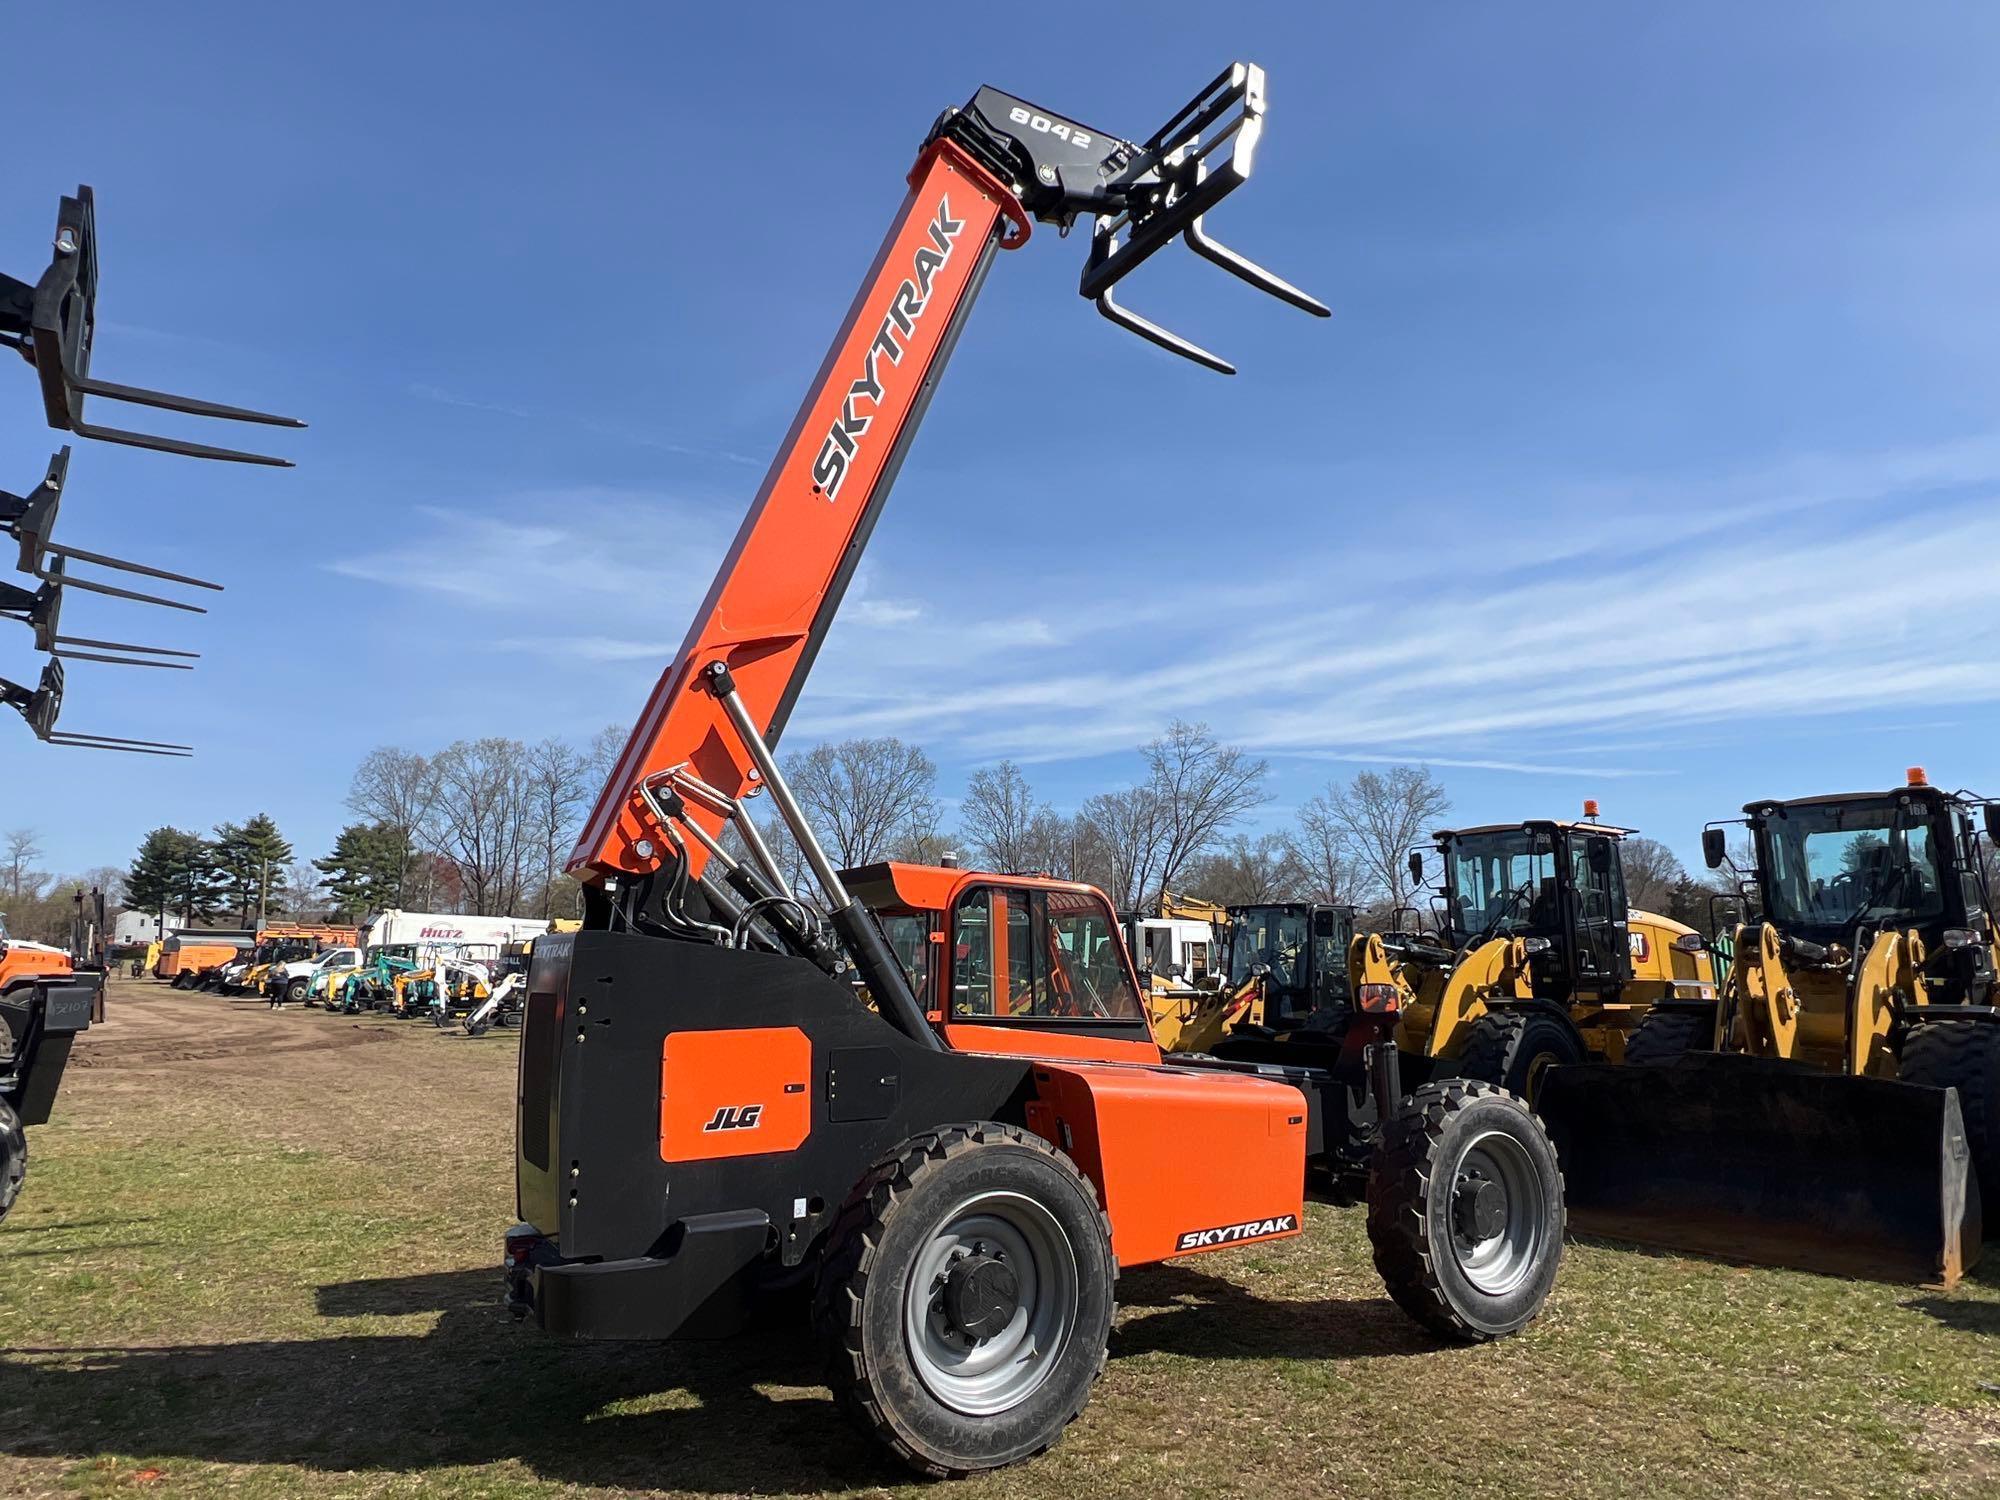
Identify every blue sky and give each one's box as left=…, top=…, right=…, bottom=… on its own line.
left=4, top=3, right=1998, bottom=879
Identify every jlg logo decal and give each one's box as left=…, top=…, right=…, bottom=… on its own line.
left=811, top=197, right=965, bottom=501
left=1174, top=1214, right=1299, bottom=1252
left=702, top=1104, right=764, bottom=1133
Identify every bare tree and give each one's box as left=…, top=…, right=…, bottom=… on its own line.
left=587, top=722, right=626, bottom=783
left=960, top=761, right=1050, bottom=872
left=525, top=737, right=593, bottom=917
left=3, top=828, right=44, bottom=902
left=1181, top=833, right=1310, bottom=908
left=429, top=738, right=531, bottom=915
left=346, top=748, right=441, bottom=906
left=783, top=737, right=938, bottom=869
left=285, top=860, right=330, bottom=922
left=1291, top=797, right=1363, bottom=905
left=1140, top=721, right=1269, bottom=907
left=1311, top=766, right=1450, bottom=909
left=1619, top=836, right=1687, bottom=913
left=1077, top=786, right=1166, bottom=910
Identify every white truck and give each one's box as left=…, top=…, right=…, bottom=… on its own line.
left=268, top=913, right=552, bottom=1005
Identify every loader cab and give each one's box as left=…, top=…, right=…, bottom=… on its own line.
left=1225, top=903, right=1355, bottom=1027
left=1743, top=783, right=1996, bottom=1000
left=843, top=863, right=1155, bottom=1045
left=1435, top=820, right=1634, bottom=1002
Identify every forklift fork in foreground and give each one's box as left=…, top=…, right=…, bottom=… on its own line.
left=2, top=188, right=305, bottom=465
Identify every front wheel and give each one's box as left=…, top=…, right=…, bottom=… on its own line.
left=1624, top=1008, right=1714, bottom=1066
left=285, top=977, right=310, bottom=1004
left=1367, top=1079, right=1564, bottom=1341
left=1447, top=1009, right=1584, bottom=1104
left=814, top=1121, right=1115, bottom=1479
left=0, top=1098, right=26, bottom=1223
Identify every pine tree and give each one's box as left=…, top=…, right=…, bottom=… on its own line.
left=212, top=815, right=294, bottom=925
left=127, top=827, right=226, bottom=925
left=314, top=822, right=411, bottom=922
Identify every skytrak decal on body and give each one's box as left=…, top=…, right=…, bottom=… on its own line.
left=811, top=197, right=966, bottom=501
left=1173, top=1213, right=1300, bottom=1253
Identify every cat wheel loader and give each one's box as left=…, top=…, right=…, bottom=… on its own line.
left=1380, top=814, right=1714, bottom=1100
left=0, top=913, right=97, bottom=1223
left=501, top=64, right=1565, bottom=1481
left=1541, top=769, right=1997, bottom=1286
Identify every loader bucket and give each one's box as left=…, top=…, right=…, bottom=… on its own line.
left=1538, top=1054, right=1981, bottom=1287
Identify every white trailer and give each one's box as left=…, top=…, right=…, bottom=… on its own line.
left=362, top=910, right=553, bottom=952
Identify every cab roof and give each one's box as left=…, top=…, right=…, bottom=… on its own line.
left=1436, top=819, right=1637, bottom=841
left=841, top=860, right=1113, bottom=914
left=1741, top=785, right=1959, bottom=815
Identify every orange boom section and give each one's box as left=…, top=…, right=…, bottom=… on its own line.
left=571, top=141, right=1029, bottom=885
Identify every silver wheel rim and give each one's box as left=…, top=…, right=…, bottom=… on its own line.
left=1446, top=1127, right=1546, bottom=1296
left=903, top=1189, right=1078, bottom=1416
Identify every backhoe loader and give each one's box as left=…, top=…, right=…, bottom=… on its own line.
left=1542, top=769, right=1997, bottom=1285
left=502, top=64, right=1565, bottom=1481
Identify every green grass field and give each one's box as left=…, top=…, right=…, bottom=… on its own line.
left=2, top=981, right=1997, bottom=1499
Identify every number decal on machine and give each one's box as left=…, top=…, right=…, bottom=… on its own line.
left=702, top=1104, right=765, bottom=1133
left=1006, top=105, right=1093, bottom=151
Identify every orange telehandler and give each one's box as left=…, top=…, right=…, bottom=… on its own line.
left=0, top=912, right=98, bottom=1222
left=503, top=64, right=1565, bottom=1479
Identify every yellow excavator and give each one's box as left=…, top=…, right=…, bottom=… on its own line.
left=1368, top=811, right=1714, bottom=1099
left=1540, top=769, right=1999, bottom=1285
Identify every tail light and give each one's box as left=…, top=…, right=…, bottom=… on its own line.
left=504, top=1223, right=546, bottom=1266
left=1356, top=983, right=1400, bottom=1014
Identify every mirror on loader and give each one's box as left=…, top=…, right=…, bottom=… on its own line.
left=1588, top=840, right=1612, bottom=873
left=1312, top=908, right=1338, bottom=939
left=1407, top=850, right=1424, bottom=885
left=1985, top=803, right=2000, bottom=846
left=1702, top=827, right=1728, bottom=869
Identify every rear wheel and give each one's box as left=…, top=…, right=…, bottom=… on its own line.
left=1624, top=1008, right=1713, bottom=1066
left=1448, top=1010, right=1584, bottom=1104
left=0, top=1098, right=25, bottom=1224
left=1900, top=1020, right=2000, bottom=1228
left=285, top=977, right=310, bottom=1003
left=814, top=1121, right=1114, bottom=1479
left=1367, top=1079, right=1564, bottom=1341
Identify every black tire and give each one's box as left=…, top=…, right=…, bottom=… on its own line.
left=1446, top=1009, right=1584, bottom=1105
left=285, top=977, right=309, bottom=1004
left=1900, top=1020, right=2000, bottom=1229
left=0, top=1098, right=25, bottom=1224
left=1367, top=1079, right=1565, bottom=1342
left=813, top=1121, right=1115, bottom=1479
left=1624, top=1008, right=1713, bottom=1067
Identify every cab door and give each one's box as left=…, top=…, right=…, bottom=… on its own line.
left=1568, top=834, right=1633, bottom=997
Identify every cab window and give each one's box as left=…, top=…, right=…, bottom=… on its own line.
left=950, top=886, right=1142, bottom=1022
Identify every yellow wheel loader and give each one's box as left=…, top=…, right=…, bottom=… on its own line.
left=1540, top=770, right=1997, bottom=1285
left=1376, top=815, right=1713, bottom=1100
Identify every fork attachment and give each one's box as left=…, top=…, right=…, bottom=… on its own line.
left=931, top=62, right=1329, bottom=374
left=1, top=187, right=305, bottom=464
left=0, top=658, right=192, bottom=756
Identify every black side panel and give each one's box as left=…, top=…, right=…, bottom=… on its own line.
left=536, top=931, right=1034, bottom=1267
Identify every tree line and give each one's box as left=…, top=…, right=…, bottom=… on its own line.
left=21, top=716, right=1758, bottom=946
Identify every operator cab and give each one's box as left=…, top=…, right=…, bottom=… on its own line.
left=1431, top=819, right=1634, bottom=1001
left=1225, top=903, right=1354, bottom=1030
left=844, top=862, right=1155, bottom=1045
left=1727, top=777, right=1998, bottom=1004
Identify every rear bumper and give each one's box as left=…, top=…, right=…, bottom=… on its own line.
left=508, top=1209, right=773, bottom=1341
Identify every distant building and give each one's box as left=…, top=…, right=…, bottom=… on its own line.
left=114, top=909, right=184, bottom=946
